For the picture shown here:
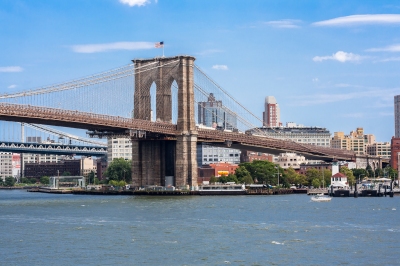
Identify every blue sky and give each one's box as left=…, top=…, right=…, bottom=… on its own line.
left=1, top=0, right=400, bottom=142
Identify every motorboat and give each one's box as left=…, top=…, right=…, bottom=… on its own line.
left=311, top=193, right=332, bottom=202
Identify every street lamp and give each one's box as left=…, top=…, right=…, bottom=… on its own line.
left=275, top=165, right=280, bottom=187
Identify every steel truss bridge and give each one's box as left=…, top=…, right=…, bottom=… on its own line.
left=0, top=141, right=106, bottom=156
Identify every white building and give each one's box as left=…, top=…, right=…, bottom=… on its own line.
left=275, top=153, right=306, bottom=169
left=80, top=157, right=97, bottom=177
left=197, top=144, right=241, bottom=166
left=107, top=137, right=132, bottom=164
left=0, top=152, right=13, bottom=181
left=247, top=124, right=331, bottom=147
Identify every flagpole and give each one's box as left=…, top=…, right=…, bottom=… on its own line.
left=162, top=44, right=165, bottom=57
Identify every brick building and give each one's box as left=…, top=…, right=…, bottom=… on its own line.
left=24, top=160, right=81, bottom=179
left=390, top=137, right=400, bottom=170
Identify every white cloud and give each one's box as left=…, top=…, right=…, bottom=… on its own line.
left=293, top=87, right=399, bottom=106
left=8, top=84, right=17, bottom=89
left=312, top=14, right=400, bottom=27
left=71, top=42, right=154, bottom=53
left=341, top=113, right=364, bottom=118
left=379, top=57, right=400, bottom=62
left=312, top=78, right=319, bottom=82
left=212, top=65, right=228, bottom=70
left=379, top=112, right=393, bottom=116
left=366, top=44, right=400, bottom=52
left=0, top=66, right=23, bottom=72
left=313, top=51, right=362, bottom=63
left=264, top=19, right=301, bottom=28
left=119, top=0, right=150, bottom=7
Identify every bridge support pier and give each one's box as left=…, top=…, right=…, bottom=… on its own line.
left=131, top=55, right=198, bottom=189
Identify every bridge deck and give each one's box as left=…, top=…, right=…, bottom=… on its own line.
left=0, top=103, right=357, bottom=160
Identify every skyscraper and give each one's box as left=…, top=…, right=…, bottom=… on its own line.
left=198, top=93, right=237, bottom=130
left=263, top=96, right=281, bottom=127
left=395, top=95, right=400, bottom=137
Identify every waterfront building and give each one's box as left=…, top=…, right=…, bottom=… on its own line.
left=0, top=152, right=13, bottom=181
left=107, top=137, right=132, bottom=165
left=81, top=157, right=97, bottom=178
left=331, top=128, right=375, bottom=155
left=12, top=153, right=20, bottom=178
left=209, top=162, right=239, bottom=177
left=390, top=137, right=400, bottom=170
left=197, top=93, right=237, bottom=130
left=196, top=143, right=241, bottom=166
left=96, top=157, right=108, bottom=180
left=23, top=157, right=96, bottom=180
left=275, top=153, right=306, bottom=169
left=240, top=151, right=273, bottom=163
left=263, top=96, right=281, bottom=127
left=298, top=162, right=332, bottom=175
left=330, top=172, right=349, bottom=190
left=247, top=124, right=331, bottom=147
left=24, top=159, right=81, bottom=179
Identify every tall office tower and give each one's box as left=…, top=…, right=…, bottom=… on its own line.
left=198, top=93, right=237, bottom=130
left=263, top=96, right=281, bottom=127
left=395, top=95, right=400, bottom=137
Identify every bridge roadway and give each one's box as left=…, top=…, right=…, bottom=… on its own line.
left=0, top=103, right=356, bottom=161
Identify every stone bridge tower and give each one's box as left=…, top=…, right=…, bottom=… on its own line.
left=131, top=56, right=198, bottom=188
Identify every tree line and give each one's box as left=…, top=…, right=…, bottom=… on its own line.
left=210, top=160, right=398, bottom=188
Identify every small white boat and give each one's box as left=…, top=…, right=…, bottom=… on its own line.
left=311, top=193, right=332, bottom=202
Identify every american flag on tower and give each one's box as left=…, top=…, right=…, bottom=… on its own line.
left=155, top=41, right=164, bottom=48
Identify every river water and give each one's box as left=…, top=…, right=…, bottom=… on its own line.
left=0, top=190, right=399, bottom=266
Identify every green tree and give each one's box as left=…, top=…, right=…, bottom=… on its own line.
left=117, top=180, right=126, bottom=187
left=366, top=164, right=374, bottom=177
left=62, top=171, right=71, bottom=176
left=21, top=177, right=33, bottom=184
left=104, top=158, right=132, bottom=183
left=384, top=166, right=397, bottom=180
left=235, top=166, right=252, bottom=184
left=239, top=160, right=279, bottom=185
left=284, top=167, right=298, bottom=185
left=0, top=178, right=4, bottom=186
left=40, top=176, right=50, bottom=185
left=209, top=176, right=217, bottom=184
left=295, top=174, right=308, bottom=187
left=94, top=178, right=99, bottom=185
left=4, top=176, right=16, bottom=187
left=340, top=166, right=355, bottom=186
left=312, top=178, right=321, bottom=188
left=87, top=171, right=96, bottom=184
left=305, top=168, right=321, bottom=187
left=375, top=168, right=383, bottom=178
left=219, top=173, right=238, bottom=184
left=352, top=168, right=368, bottom=182
left=322, top=169, right=331, bottom=187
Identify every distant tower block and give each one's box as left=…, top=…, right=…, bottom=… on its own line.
left=263, top=96, right=281, bottom=127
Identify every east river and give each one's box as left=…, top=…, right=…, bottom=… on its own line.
left=0, top=190, right=399, bottom=265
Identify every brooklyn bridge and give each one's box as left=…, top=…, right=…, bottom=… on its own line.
left=0, top=55, right=374, bottom=188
